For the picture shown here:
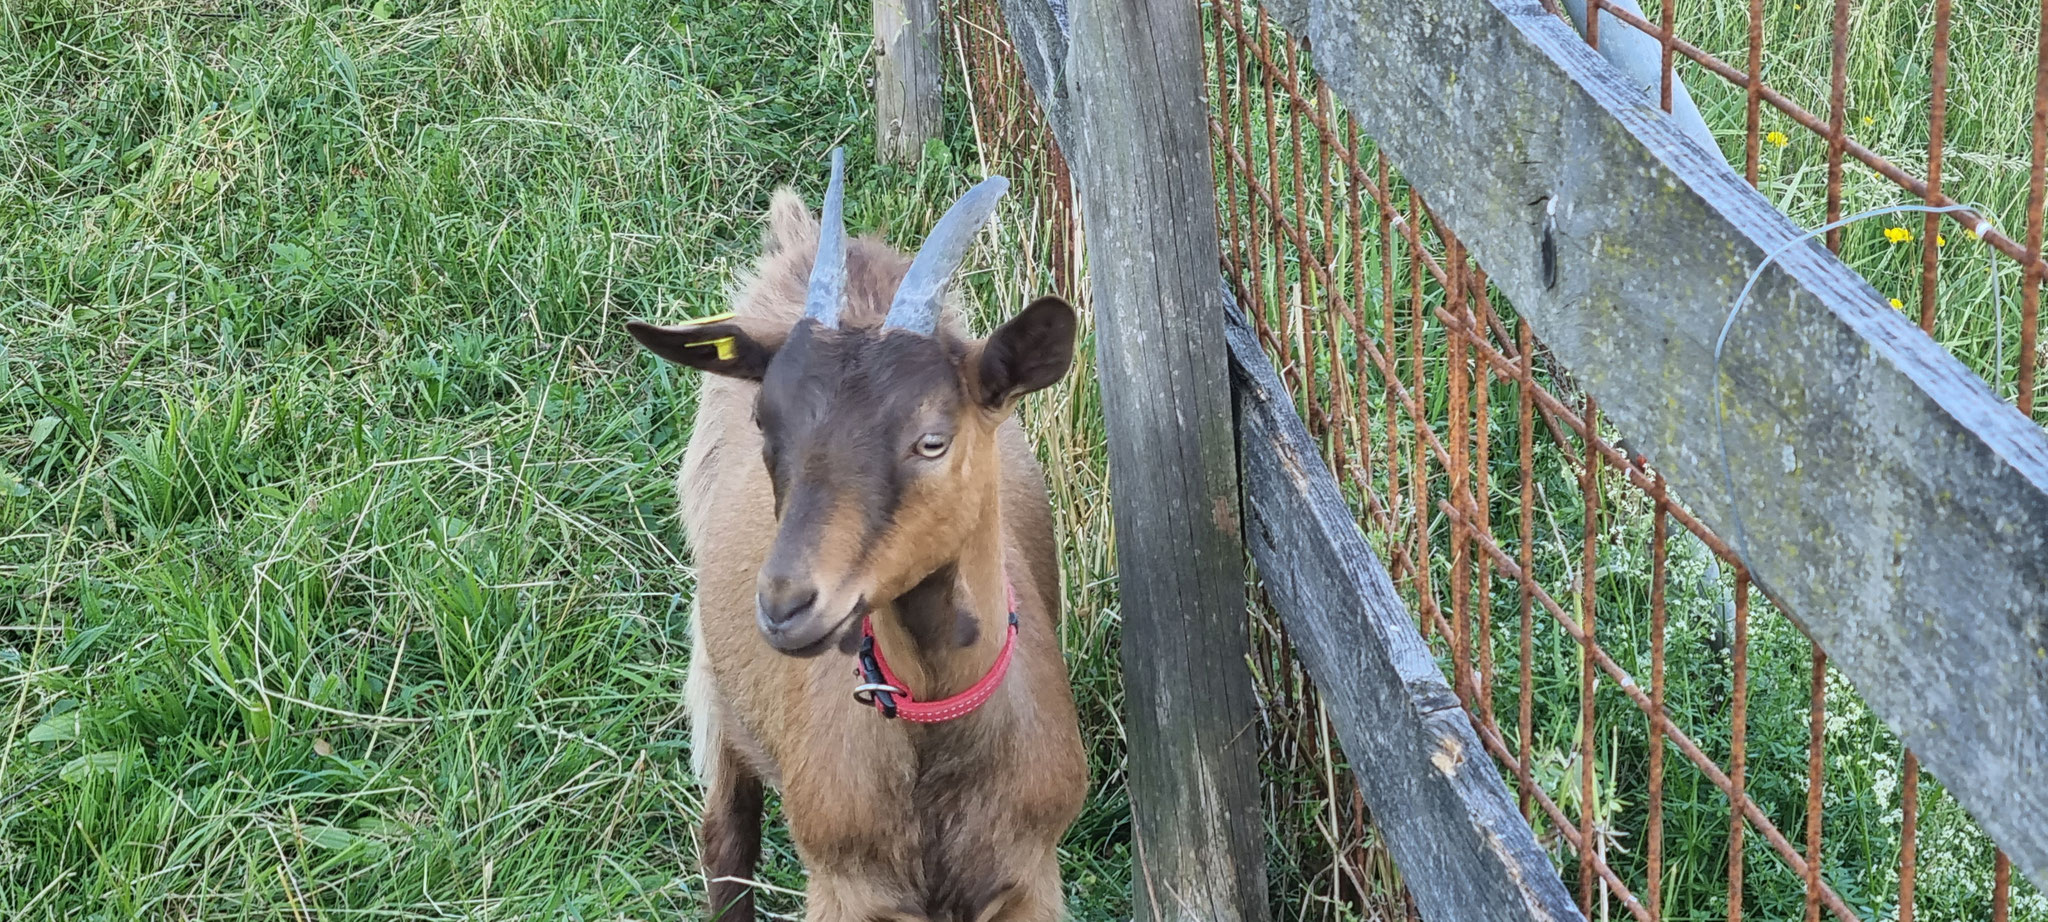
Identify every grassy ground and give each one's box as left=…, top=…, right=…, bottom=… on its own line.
left=3, top=0, right=2044, bottom=919
left=0, top=0, right=1126, bottom=917
left=1685, top=0, right=2045, bottom=406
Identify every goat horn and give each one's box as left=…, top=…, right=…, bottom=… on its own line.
left=802, top=147, right=849, bottom=328
left=883, top=175, right=1009, bottom=333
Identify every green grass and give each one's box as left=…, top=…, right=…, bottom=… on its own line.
left=3, top=0, right=2043, bottom=918
left=0, top=0, right=1130, bottom=917
left=1681, top=0, right=2044, bottom=407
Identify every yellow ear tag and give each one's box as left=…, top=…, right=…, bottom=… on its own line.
left=692, top=336, right=738, bottom=361
left=679, top=311, right=739, bottom=361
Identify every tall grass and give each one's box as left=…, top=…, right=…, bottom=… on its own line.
left=3, top=0, right=2042, bottom=918
left=0, top=0, right=1119, bottom=916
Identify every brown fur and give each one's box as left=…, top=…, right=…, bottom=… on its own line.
left=660, top=188, right=1088, bottom=920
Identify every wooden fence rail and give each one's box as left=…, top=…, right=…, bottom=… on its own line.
left=1297, top=0, right=2048, bottom=886
left=1228, top=290, right=1586, bottom=922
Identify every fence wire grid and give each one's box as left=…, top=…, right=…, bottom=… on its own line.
left=946, top=0, right=2046, bottom=919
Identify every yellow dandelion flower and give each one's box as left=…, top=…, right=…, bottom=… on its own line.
left=1966, top=227, right=1980, bottom=240
left=1873, top=170, right=1886, bottom=182
left=1862, top=116, right=1875, bottom=126
left=1890, top=298, right=1905, bottom=309
left=1766, top=130, right=1790, bottom=148
left=1937, top=234, right=1947, bottom=246
left=1884, top=226, right=1913, bottom=244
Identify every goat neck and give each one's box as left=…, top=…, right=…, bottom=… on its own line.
left=864, top=499, right=1014, bottom=708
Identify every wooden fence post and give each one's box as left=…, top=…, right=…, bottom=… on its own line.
left=874, top=0, right=942, bottom=164
left=1063, top=1, right=1272, bottom=918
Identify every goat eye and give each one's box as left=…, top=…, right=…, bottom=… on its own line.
left=913, top=433, right=950, bottom=459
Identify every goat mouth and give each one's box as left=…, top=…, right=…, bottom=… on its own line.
left=760, top=597, right=869, bottom=658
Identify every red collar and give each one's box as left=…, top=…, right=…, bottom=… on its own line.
left=851, top=581, right=1019, bottom=723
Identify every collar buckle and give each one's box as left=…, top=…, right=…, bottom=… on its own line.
left=854, top=634, right=900, bottom=719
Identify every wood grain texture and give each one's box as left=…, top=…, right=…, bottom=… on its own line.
left=1304, top=0, right=2048, bottom=886
left=1227, top=291, right=1586, bottom=922
left=874, top=0, right=942, bottom=164
left=1062, top=1, right=1270, bottom=917
left=994, top=0, right=1072, bottom=155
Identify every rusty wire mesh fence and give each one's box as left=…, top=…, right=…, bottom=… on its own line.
left=948, top=0, right=2045, bottom=918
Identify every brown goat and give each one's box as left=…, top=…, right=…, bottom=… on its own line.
left=627, top=151, right=1088, bottom=921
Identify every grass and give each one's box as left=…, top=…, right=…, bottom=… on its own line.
left=2, top=0, right=2043, bottom=918
left=1681, top=0, right=2045, bottom=406
left=0, top=0, right=1128, bottom=917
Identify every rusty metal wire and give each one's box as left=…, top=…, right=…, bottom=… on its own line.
left=947, top=7, right=1078, bottom=307
left=946, top=0, right=2044, bottom=918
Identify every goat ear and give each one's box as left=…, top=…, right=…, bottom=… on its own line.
left=762, top=187, right=818, bottom=257
left=975, top=296, right=1077, bottom=410
left=627, top=317, right=780, bottom=381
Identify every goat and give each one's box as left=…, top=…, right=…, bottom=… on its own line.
left=627, top=150, right=1088, bottom=922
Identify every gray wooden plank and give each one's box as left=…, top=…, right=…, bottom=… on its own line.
left=1227, top=291, right=1587, bottom=922
left=1062, top=1, right=1271, bottom=917
left=874, top=0, right=943, bottom=163
left=994, top=0, right=1073, bottom=151
left=1306, top=0, right=2048, bottom=886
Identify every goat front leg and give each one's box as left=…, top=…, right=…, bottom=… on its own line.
left=701, top=739, right=765, bottom=921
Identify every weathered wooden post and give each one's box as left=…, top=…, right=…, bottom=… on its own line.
left=873, top=0, right=942, bottom=164
left=1064, top=1, right=1272, bottom=918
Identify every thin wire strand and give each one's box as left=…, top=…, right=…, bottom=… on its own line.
left=1712, top=202, right=2006, bottom=561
